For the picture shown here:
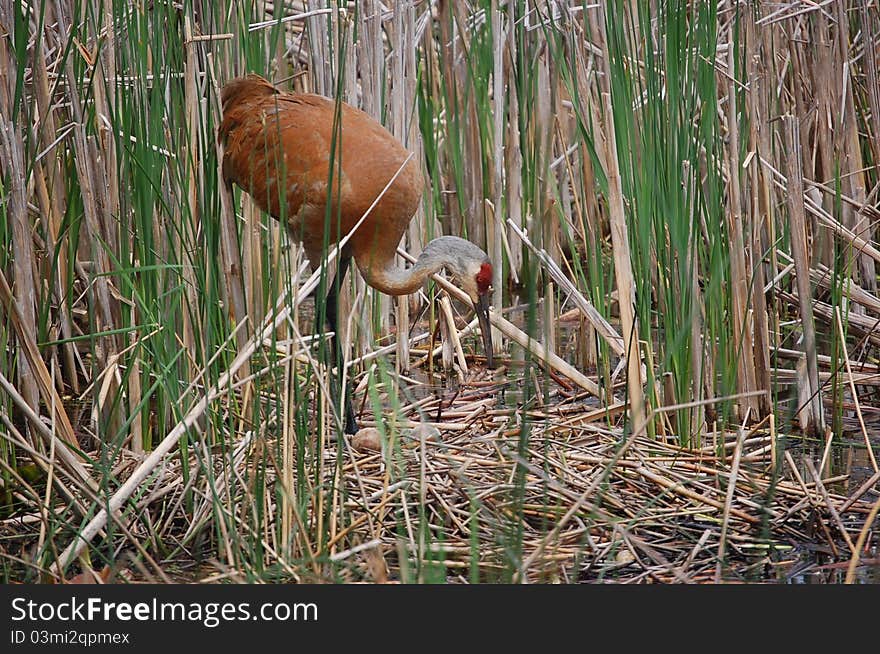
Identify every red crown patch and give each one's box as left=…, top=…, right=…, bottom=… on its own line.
left=476, top=262, right=492, bottom=294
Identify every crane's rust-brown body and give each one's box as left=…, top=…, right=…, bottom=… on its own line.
left=219, top=75, right=423, bottom=286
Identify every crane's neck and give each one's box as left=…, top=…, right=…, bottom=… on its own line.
left=355, top=236, right=474, bottom=297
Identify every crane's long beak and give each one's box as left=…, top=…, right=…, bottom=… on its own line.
left=475, top=292, right=495, bottom=369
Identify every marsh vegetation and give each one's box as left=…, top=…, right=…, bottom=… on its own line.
left=1, top=1, right=879, bottom=583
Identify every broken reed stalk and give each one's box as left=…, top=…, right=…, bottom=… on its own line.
left=30, top=23, right=79, bottom=396
left=783, top=115, right=824, bottom=436
left=0, top=10, right=39, bottom=412
left=599, top=89, right=646, bottom=431
left=724, top=36, right=760, bottom=421
left=538, top=53, right=557, bottom=358
left=216, top=127, right=252, bottom=382
left=489, top=0, right=505, bottom=356
left=392, top=0, right=411, bottom=373
left=504, top=7, right=524, bottom=280
left=833, top=3, right=875, bottom=295
left=590, top=3, right=646, bottom=431
left=744, top=6, right=773, bottom=417
left=0, top=129, right=39, bottom=411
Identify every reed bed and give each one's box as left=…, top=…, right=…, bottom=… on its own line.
left=6, top=363, right=876, bottom=583
left=0, top=0, right=878, bottom=583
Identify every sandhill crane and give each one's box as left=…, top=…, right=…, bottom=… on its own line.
left=219, top=74, right=495, bottom=434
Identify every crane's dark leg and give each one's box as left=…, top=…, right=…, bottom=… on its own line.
left=324, top=254, right=358, bottom=434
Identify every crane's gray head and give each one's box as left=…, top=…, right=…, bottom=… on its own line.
left=425, top=236, right=496, bottom=369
